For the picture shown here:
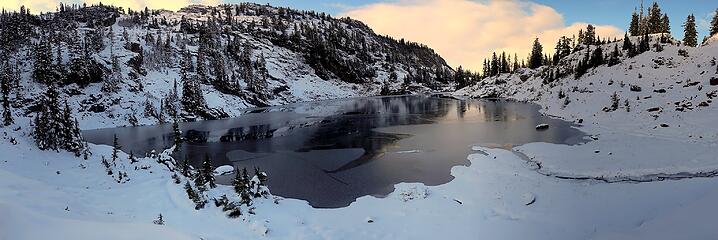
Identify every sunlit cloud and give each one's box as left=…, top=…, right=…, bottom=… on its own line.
left=340, top=0, right=624, bottom=71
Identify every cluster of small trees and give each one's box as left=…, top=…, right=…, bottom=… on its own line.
left=516, top=3, right=718, bottom=83
left=181, top=154, right=269, bottom=216
left=32, top=87, right=89, bottom=158
left=481, top=52, right=521, bottom=78
left=629, top=2, right=670, bottom=36
left=31, top=6, right=113, bottom=87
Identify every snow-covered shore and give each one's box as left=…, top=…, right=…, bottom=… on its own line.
left=456, top=34, right=718, bottom=181
left=3, top=127, right=718, bottom=239
left=2, top=5, right=717, bottom=238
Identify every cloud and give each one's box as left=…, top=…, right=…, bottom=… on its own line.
left=0, top=0, right=219, bottom=13
left=340, top=0, right=624, bottom=71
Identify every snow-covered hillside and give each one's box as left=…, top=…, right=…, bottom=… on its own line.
left=1, top=3, right=454, bottom=130
left=3, top=3, right=718, bottom=240
left=456, top=33, right=718, bottom=181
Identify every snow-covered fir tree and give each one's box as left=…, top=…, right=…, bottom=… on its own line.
left=683, top=14, right=698, bottom=47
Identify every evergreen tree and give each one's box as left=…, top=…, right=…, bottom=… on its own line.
left=683, top=14, right=698, bottom=47
left=554, top=36, right=572, bottom=64
left=608, top=44, right=621, bottom=66
left=181, top=156, right=190, bottom=176
left=61, top=101, right=85, bottom=156
left=33, top=87, right=62, bottom=151
left=661, top=14, right=670, bottom=34
left=528, top=38, right=543, bottom=69
left=482, top=59, right=489, bottom=78
left=490, top=53, right=499, bottom=76
left=233, top=166, right=248, bottom=197
left=585, top=25, right=596, bottom=45
left=590, top=46, right=605, bottom=67
left=1, top=62, right=13, bottom=126
left=629, top=9, right=640, bottom=36
left=638, top=32, right=651, bottom=53
left=111, top=134, right=121, bottom=164
left=193, top=164, right=207, bottom=192
left=172, top=113, right=182, bottom=148
left=710, top=8, right=718, bottom=37
left=180, top=47, right=208, bottom=116
left=500, top=52, right=509, bottom=73
left=33, top=33, right=55, bottom=85
left=647, top=2, right=664, bottom=34
left=102, top=49, right=122, bottom=93
left=254, top=167, right=268, bottom=184
left=239, top=168, right=252, bottom=205
left=184, top=181, right=205, bottom=210
left=622, top=33, right=632, bottom=50
left=201, top=154, right=216, bottom=189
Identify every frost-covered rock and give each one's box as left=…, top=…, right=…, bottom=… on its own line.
left=214, top=165, right=234, bottom=176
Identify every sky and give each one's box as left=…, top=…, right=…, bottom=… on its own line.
left=2, top=0, right=717, bottom=71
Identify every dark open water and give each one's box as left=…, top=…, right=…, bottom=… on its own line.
left=84, top=95, right=587, bottom=208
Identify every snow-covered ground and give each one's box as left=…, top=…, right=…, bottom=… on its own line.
left=3, top=127, right=718, bottom=239
left=3, top=5, right=718, bottom=238
left=457, top=34, right=718, bottom=181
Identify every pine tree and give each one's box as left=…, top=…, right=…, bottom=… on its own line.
left=233, top=166, right=248, bottom=196
left=608, top=44, right=621, bottom=66
left=111, top=134, right=121, bottom=165
left=102, top=48, right=121, bottom=93
left=710, top=8, right=718, bottom=37
left=201, top=154, right=216, bottom=189
left=181, top=156, right=191, bottom=177
left=33, top=32, right=55, bottom=85
left=193, top=164, right=207, bottom=192
left=629, top=9, right=640, bottom=36
left=638, top=32, right=651, bottom=53
left=585, top=25, right=596, bottom=45
left=500, top=52, right=509, bottom=73
left=661, top=14, right=670, bottom=34
left=624, top=35, right=637, bottom=57
left=647, top=2, right=664, bottom=34
left=33, top=87, right=62, bottom=151
left=181, top=47, right=207, bottom=116
left=254, top=167, right=268, bottom=184
left=1, top=62, right=13, bottom=126
left=489, top=53, right=499, bottom=76
left=239, top=168, right=252, bottom=205
left=683, top=14, right=698, bottom=47
left=554, top=36, right=572, bottom=64
left=184, top=181, right=205, bottom=210
left=172, top=114, right=182, bottom=148
left=528, top=38, right=543, bottom=69
left=590, top=46, right=604, bottom=67
left=61, top=100, right=85, bottom=156
left=622, top=33, right=632, bottom=50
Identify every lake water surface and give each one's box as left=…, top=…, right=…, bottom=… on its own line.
left=83, top=95, right=588, bottom=208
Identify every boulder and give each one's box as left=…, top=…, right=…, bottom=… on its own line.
left=710, top=77, right=718, bottom=86
left=535, top=124, right=549, bottom=130
left=647, top=107, right=662, bottom=112
left=88, top=104, right=106, bottom=113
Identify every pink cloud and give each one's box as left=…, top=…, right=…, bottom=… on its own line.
left=341, top=0, right=624, bottom=71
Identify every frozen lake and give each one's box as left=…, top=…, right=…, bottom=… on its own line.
left=84, top=95, right=588, bottom=208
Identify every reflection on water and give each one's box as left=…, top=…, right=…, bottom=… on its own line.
left=83, top=95, right=588, bottom=208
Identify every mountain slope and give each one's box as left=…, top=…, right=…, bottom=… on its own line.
left=0, top=3, right=454, bottom=129
left=456, top=33, right=718, bottom=180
